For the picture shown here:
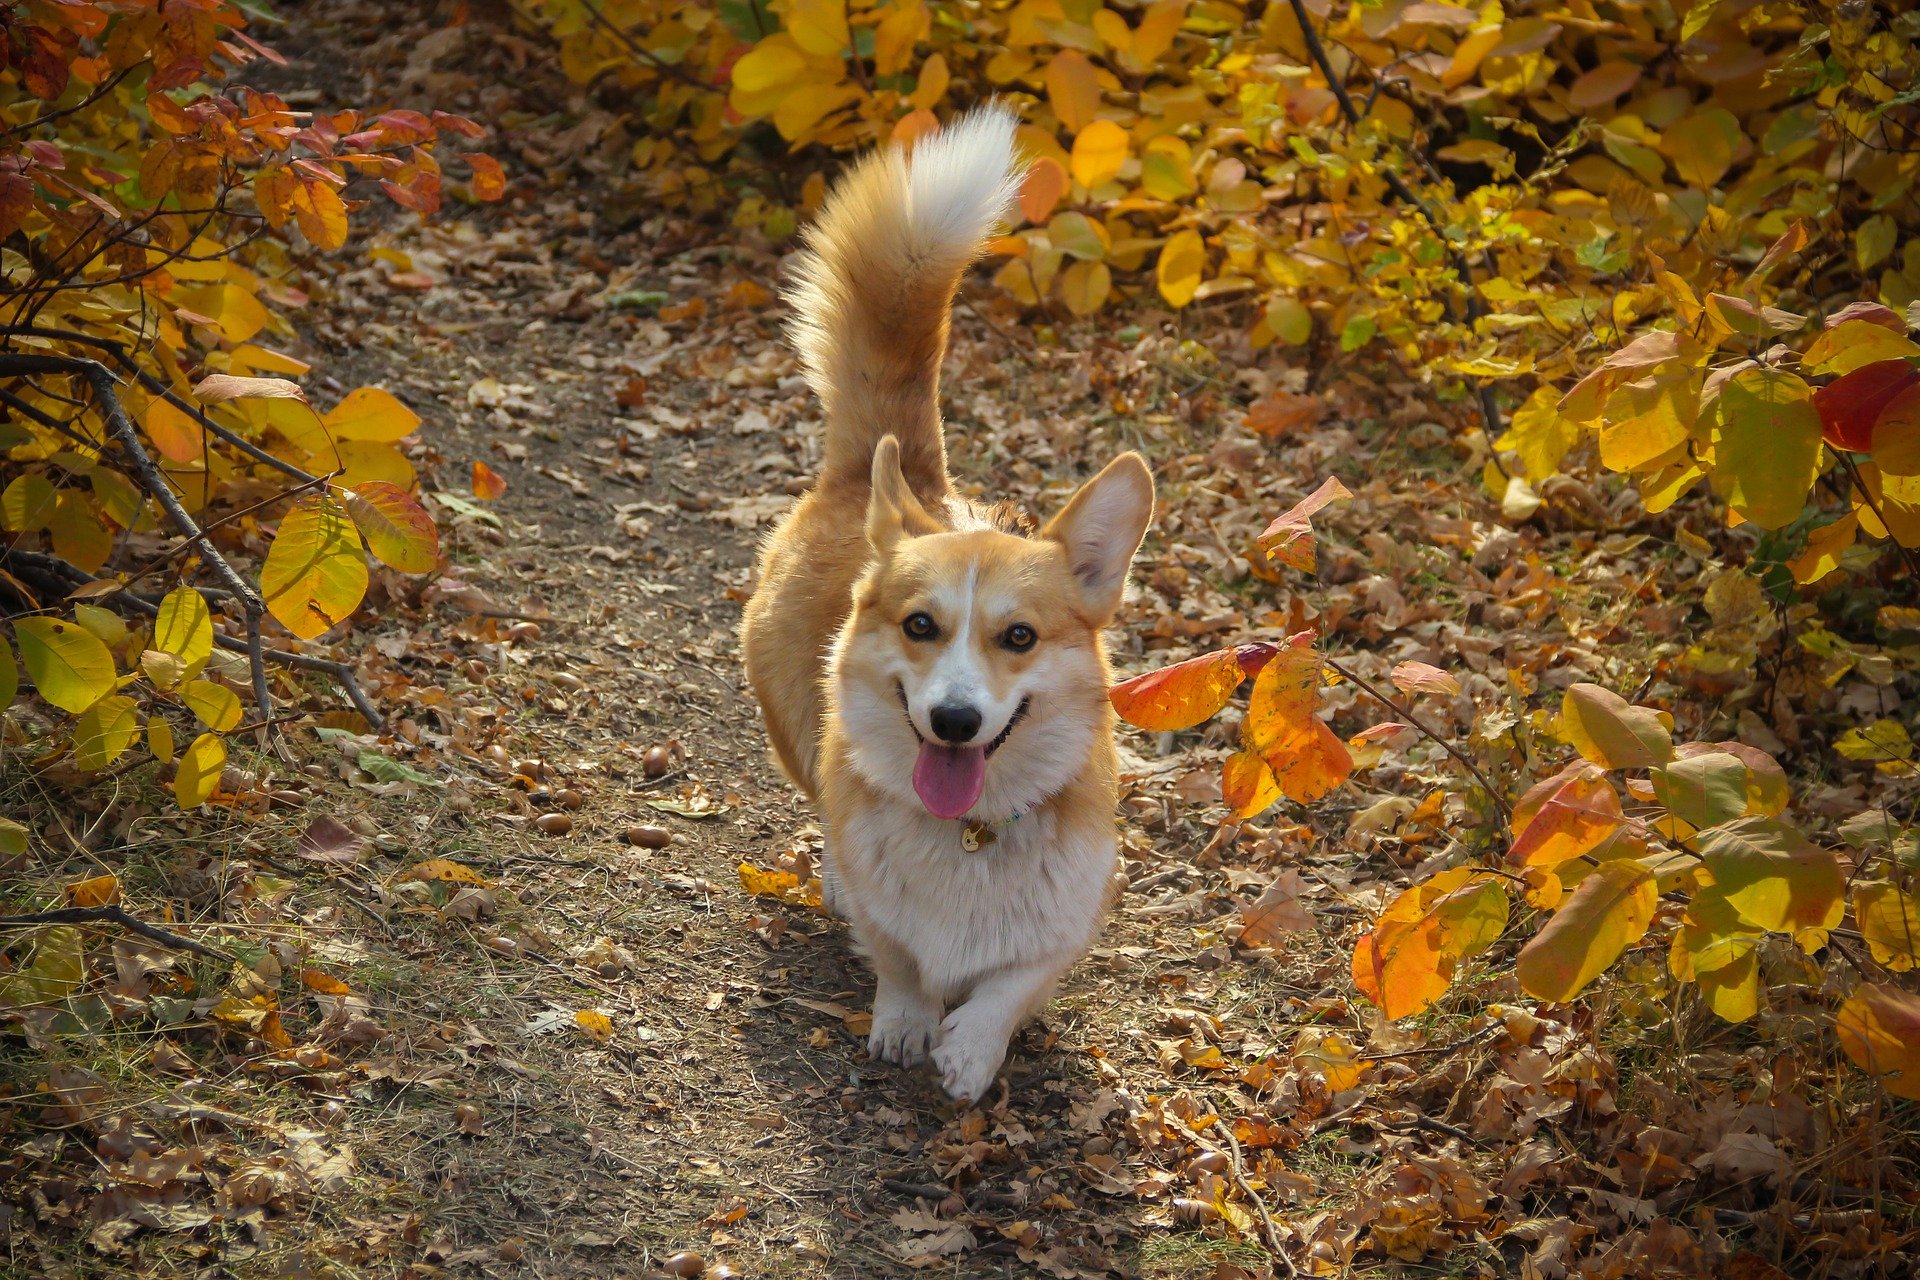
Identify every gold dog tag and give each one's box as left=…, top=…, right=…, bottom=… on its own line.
left=961, top=821, right=997, bottom=852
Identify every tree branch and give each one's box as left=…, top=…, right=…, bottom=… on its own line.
left=0, top=905, right=230, bottom=961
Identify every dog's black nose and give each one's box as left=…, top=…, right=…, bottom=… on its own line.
left=930, top=703, right=982, bottom=744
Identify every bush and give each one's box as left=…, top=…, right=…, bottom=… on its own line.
left=1, top=0, right=501, bottom=805
left=521, top=0, right=1920, bottom=575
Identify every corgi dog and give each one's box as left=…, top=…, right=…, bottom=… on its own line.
left=739, top=106, right=1154, bottom=1104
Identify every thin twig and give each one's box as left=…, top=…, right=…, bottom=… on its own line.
left=1212, top=1117, right=1295, bottom=1274
left=0, top=905, right=230, bottom=961
left=1322, top=654, right=1511, bottom=822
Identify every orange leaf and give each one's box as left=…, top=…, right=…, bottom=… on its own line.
left=1019, top=156, right=1068, bottom=224
left=64, top=874, right=119, bottom=908
left=1257, top=476, right=1353, bottom=572
left=1045, top=49, right=1101, bottom=134
left=1109, top=647, right=1244, bottom=732
left=465, top=152, right=506, bottom=201
left=1263, top=717, right=1353, bottom=804
left=1222, top=749, right=1282, bottom=819
left=892, top=108, right=940, bottom=149
left=471, top=460, right=508, bottom=501
left=1244, top=390, right=1322, bottom=438
left=1508, top=768, right=1625, bottom=868
left=301, top=969, right=352, bottom=995
left=1836, top=983, right=1920, bottom=1099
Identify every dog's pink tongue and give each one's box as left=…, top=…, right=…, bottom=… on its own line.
left=913, top=743, right=988, bottom=820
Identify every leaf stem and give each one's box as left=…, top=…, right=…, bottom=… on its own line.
left=1321, top=654, right=1512, bottom=823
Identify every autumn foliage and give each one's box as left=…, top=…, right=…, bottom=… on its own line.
left=511, top=0, right=1920, bottom=1109
left=1, top=1, right=500, bottom=805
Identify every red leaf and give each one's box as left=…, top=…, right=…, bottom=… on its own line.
left=1814, top=359, right=1920, bottom=452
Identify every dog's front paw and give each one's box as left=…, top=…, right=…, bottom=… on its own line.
left=932, top=1013, right=1010, bottom=1104
left=868, top=997, right=940, bottom=1067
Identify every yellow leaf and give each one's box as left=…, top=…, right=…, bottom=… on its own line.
left=399, top=858, right=491, bottom=886
left=73, top=695, right=139, bottom=770
left=174, top=732, right=227, bottom=809
left=13, top=617, right=116, bottom=714
left=1070, top=119, right=1129, bottom=188
left=174, top=283, right=271, bottom=344
left=65, top=874, right=119, bottom=908
left=181, top=680, right=243, bottom=732
left=908, top=53, right=949, bottom=110
left=324, top=387, right=421, bottom=443
left=1788, top=513, right=1858, bottom=584
left=786, top=0, right=850, bottom=54
left=1855, top=882, right=1920, bottom=971
left=1515, top=861, right=1657, bottom=1002
left=1156, top=228, right=1205, bottom=308
left=153, top=585, right=213, bottom=681
left=293, top=179, right=351, bottom=251
left=1802, top=320, right=1920, bottom=376
left=261, top=494, right=369, bottom=639
left=1708, top=367, right=1822, bottom=530
left=1045, top=49, right=1101, bottom=134
left=1057, top=259, right=1111, bottom=316
left=575, top=1009, right=615, bottom=1041
left=1836, top=983, right=1920, bottom=1099
left=344, top=482, right=441, bottom=573
left=1557, top=683, right=1674, bottom=769
left=148, top=715, right=175, bottom=764
left=1, top=473, right=56, bottom=532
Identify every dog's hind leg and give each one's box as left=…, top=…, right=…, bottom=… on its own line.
left=932, top=961, right=1062, bottom=1104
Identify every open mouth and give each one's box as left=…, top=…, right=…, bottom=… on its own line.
left=895, top=685, right=1030, bottom=820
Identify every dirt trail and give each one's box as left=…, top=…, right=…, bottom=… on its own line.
left=235, top=12, right=1254, bottom=1278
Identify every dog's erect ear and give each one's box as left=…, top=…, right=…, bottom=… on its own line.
left=1043, top=452, right=1154, bottom=618
left=868, top=436, right=941, bottom=557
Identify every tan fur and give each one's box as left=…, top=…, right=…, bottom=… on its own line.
left=739, top=109, right=1155, bottom=1101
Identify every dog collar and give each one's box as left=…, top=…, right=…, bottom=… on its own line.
left=960, top=809, right=1025, bottom=852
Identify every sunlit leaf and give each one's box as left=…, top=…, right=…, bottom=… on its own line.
left=1557, top=683, right=1674, bottom=770
left=13, top=617, right=116, bottom=714
left=261, top=494, right=369, bottom=639
left=153, top=586, right=213, bottom=682
left=1516, top=860, right=1657, bottom=1002
left=73, top=695, right=138, bottom=770
left=344, top=482, right=441, bottom=573
left=323, top=387, right=421, bottom=443
left=1696, top=816, right=1845, bottom=944
left=174, top=732, right=227, bottom=809
left=1109, top=648, right=1245, bottom=732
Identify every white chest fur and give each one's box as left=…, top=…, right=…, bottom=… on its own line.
left=834, top=796, right=1115, bottom=1005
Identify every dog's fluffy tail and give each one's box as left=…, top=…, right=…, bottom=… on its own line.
left=788, top=105, right=1022, bottom=492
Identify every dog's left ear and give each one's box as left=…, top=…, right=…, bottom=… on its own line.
left=1043, top=452, right=1154, bottom=618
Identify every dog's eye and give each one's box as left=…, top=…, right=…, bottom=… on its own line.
left=903, top=611, right=939, bottom=641
left=1003, top=623, right=1037, bottom=652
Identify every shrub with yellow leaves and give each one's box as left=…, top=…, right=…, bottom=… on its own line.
left=1, top=1, right=502, bottom=807
left=523, top=0, right=1920, bottom=583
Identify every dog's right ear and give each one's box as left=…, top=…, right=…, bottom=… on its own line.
left=868, top=436, right=940, bottom=557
